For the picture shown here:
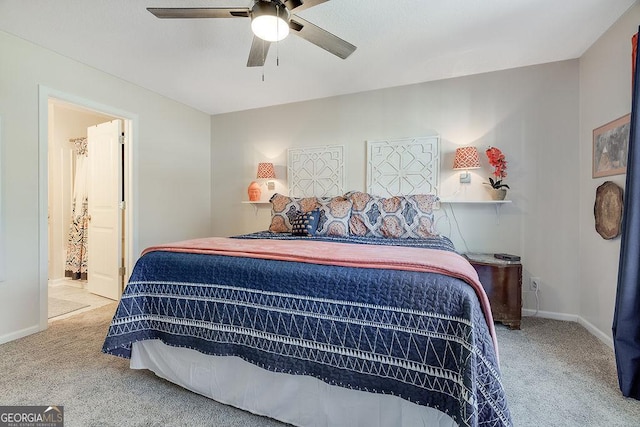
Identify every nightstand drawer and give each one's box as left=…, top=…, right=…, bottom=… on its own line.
left=465, top=253, right=522, bottom=330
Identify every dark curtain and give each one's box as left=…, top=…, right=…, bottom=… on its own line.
left=612, top=29, right=640, bottom=400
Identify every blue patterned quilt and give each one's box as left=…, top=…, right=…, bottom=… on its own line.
left=102, top=235, right=511, bottom=427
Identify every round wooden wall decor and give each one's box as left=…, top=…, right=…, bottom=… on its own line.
left=594, top=181, right=624, bottom=239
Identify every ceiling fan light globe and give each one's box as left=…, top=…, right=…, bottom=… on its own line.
left=251, top=15, right=289, bottom=42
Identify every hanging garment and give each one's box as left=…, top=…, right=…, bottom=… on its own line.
left=65, top=138, right=89, bottom=280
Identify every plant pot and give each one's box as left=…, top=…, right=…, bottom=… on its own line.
left=487, top=188, right=507, bottom=200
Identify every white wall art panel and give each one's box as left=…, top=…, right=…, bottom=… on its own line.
left=287, top=146, right=345, bottom=197
left=367, top=135, right=440, bottom=197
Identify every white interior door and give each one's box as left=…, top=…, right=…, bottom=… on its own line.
left=87, top=120, right=122, bottom=300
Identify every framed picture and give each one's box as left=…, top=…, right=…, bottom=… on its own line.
left=593, top=113, right=631, bottom=178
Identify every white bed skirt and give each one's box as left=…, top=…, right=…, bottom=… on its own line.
left=130, top=340, right=457, bottom=427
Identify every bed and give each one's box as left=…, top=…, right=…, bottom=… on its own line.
left=102, top=193, right=512, bottom=427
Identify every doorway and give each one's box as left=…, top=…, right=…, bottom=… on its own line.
left=38, top=86, right=137, bottom=329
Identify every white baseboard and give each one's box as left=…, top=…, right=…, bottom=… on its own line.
left=577, top=316, right=614, bottom=349
left=521, top=309, right=614, bottom=349
left=522, top=308, right=578, bottom=322
left=0, top=324, right=44, bottom=345
left=48, top=278, right=85, bottom=289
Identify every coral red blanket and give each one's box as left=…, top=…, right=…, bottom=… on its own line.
left=142, top=237, right=498, bottom=356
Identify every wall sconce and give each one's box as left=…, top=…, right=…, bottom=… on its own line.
left=452, top=146, right=481, bottom=183
left=257, top=162, right=276, bottom=190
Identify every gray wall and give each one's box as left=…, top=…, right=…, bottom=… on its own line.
left=211, top=60, right=581, bottom=321
left=579, top=3, right=640, bottom=344
left=0, top=30, right=212, bottom=343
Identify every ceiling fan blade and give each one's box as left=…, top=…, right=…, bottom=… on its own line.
left=147, top=8, right=250, bottom=19
left=284, top=0, right=329, bottom=13
left=289, top=16, right=356, bottom=60
left=247, top=36, right=271, bottom=67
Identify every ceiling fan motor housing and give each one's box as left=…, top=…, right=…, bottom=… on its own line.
left=251, top=0, right=291, bottom=41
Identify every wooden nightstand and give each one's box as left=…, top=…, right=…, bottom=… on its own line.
left=464, top=253, right=522, bottom=330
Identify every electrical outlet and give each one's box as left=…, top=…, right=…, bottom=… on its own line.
left=530, top=277, right=541, bottom=291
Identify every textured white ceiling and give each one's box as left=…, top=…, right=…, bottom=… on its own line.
left=0, top=0, right=635, bottom=115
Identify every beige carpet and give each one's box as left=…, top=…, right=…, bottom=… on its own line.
left=1, top=304, right=640, bottom=426
left=0, top=304, right=285, bottom=427
left=496, top=318, right=640, bottom=426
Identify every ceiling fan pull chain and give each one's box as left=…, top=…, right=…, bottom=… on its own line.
left=276, top=4, right=281, bottom=67
left=262, top=36, right=266, bottom=81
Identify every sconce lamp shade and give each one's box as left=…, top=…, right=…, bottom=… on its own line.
left=452, top=147, right=481, bottom=170
left=256, top=162, right=276, bottom=179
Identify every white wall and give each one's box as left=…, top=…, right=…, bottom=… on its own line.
left=0, top=30, right=212, bottom=343
left=579, top=3, right=640, bottom=344
left=211, top=60, right=581, bottom=317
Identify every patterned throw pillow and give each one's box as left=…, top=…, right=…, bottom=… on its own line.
left=404, top=194, right=440, bottom=238
left=347, top=191, right=376, bottom=236
left=269, top=193, right=320, bottom=233
left=315, top=196, right=353, bottom=237
left=346, top=191, right=439, bottom=238
left=291, top=209, right=321, bottom=236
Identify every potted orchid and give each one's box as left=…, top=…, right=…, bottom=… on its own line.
left=485, top=147, right=509, bottom=200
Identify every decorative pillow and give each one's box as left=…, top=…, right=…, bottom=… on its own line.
left=291, top=209, right=320, bottom=236
left=346, top=191, right=375, bottom=236
left=269, top=193, right=319, bottom=233
left=315, top=196, right=353, bottom=237
left=403, top=194, right=439, bottom=238
left=346, top=191, right=439, bottom=238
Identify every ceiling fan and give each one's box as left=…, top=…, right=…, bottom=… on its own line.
left=147, top=0, right=357, bottom=67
